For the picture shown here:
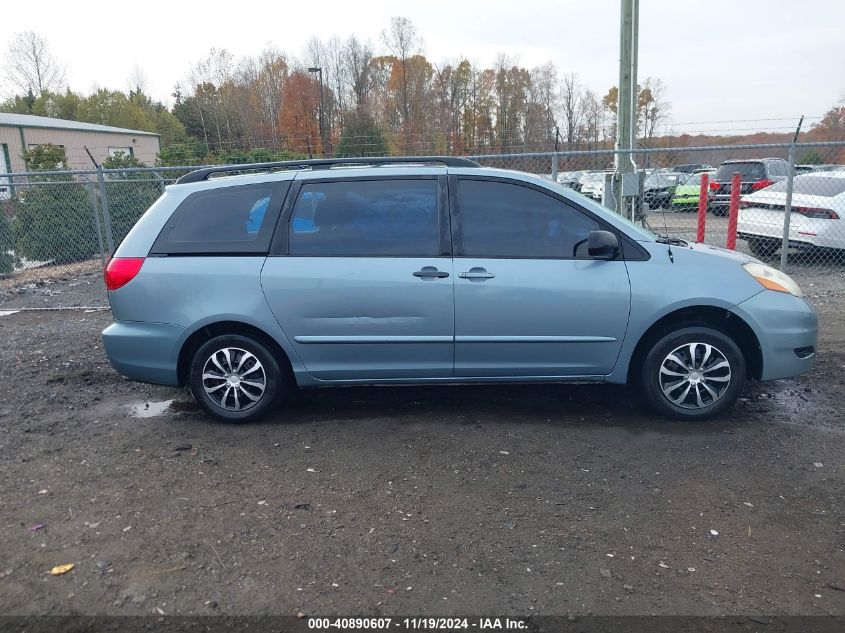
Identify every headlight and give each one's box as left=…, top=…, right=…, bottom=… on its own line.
left=743, top=262, right=804, bottom=297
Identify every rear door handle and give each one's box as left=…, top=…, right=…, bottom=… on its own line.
left=459, top=267, right=495, bottom=280
left=413, top=266, right=449, bottom=279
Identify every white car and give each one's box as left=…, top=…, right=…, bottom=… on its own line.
left=579, top=171, right=610, bottom=200
left=737, top=172, right=845, bottom=257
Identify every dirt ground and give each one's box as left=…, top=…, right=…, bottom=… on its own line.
left=0, top=265, right=843, bottom=618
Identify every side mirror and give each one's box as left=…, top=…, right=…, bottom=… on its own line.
left=587, top=230, right=619, bottom=260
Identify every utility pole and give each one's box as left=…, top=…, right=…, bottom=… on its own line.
left=614, top=0, right=638, bottom=217
left=630, top=0, right=639, bottom=154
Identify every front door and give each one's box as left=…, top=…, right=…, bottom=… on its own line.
left=261, top=176, right=454, bottom=381
left=451, top=177, right=631, bottom=377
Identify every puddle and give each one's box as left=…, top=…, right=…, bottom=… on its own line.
left=128, top=399, right=174, bottom=418
left=0, top=310, right=20, bottom=317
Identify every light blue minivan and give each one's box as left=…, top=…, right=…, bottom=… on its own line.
left=101, top=157, right=817, bottom=422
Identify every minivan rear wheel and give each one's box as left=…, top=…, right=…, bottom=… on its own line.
left=189, top=334, right=287, bottom=422
left=641, top=327, right=746, bottom=421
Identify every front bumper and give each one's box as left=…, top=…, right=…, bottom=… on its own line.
left=672, top=195, right=699, bottom=205
left=730, top=290, right=818, bottom=381
left=102, top=321, right=187, bottom=386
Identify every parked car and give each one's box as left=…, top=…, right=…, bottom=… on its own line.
left=708, top=158, right=789, bottom=215
left=671, top=170, right=716, bottom=209
left=642, top=172, right=685, bottom=209
left=673, top=163, right=712, bottom=174
left=737, top=171, right=845, bottom=257
left=579, top=171, right=609, bottom=200
left=556, top=170, right=585, bottom=189
left=101, top=156, right=816, bottom=423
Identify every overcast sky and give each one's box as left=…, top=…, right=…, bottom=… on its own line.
left=2, top=0, right=843, bottom=134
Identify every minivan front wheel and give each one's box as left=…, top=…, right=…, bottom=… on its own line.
left=641, top=327, right=746, bottom=420
left=189, top=334, right=287, bottom=422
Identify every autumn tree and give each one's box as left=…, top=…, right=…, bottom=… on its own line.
left=278, top=71, right=323, bottom=157
left=636, top=77, right=670, bottom=140
left=382, top=16, right=423, bottom=152
left=807, top=102, right=845, bottom=162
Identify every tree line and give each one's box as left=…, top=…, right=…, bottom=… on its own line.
left=2, top=21, right=672, bottom=165
left=2, top=23, right=843, bottom=168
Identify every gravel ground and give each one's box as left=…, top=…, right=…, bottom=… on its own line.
left=0, top=264, right=843, bottom=617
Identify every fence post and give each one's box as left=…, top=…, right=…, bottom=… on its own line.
left=551, top=152, right=559, bottom=182
left=779, top=144, right=796, bottom=272
left=96, top=166, right=115, bottom=254
left=696, top=172, right=708, bottom=243
left=726, top=172, right=741, bottom=250
left=153, top=171, right=166, bottom=194
left=84, top=179, right=107, bottom=266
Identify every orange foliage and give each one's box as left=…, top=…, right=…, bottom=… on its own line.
left=278, top=71, right=322, bottom=155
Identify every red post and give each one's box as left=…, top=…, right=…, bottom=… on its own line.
left=696, top=172, right=708, bottom=242
left=726, top=172, right=741, bottom=250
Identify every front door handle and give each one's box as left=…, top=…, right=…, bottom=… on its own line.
left=459, top=267, right=496, bottom=280
left=413, top=266, right=449, bottom=279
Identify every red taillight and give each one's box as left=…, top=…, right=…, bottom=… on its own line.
left=793, top=207, right=839, bottom=220
left=751, top=179, right=774, bottom=191
left=104, top=257, right=145, bottom=291
left=709, top=181, right=721, bottom=191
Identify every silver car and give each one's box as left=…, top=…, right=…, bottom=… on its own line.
left=101, top=157, right=817, bottom=423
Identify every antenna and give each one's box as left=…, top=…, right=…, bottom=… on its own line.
left=662, top=211, right=674, bottom=263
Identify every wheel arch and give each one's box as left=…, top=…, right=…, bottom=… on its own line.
left=177, top=320, right=294, bottom=387
left=626, top=305, right=763, bottom=385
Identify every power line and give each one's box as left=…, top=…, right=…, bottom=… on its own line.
left=670, top=116, right=823, bottom=126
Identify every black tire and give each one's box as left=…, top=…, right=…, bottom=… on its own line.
left=189, top=334, right=288, bottom=423
left=641, top=326, right=746, bottom=421
left=747, top=238, right=779, bottom=259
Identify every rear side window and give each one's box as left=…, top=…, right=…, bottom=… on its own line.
left=767, top=161, right=788, bottom=178
left=151, top=182, right=289, bottom=255
left=288, top=179, right=440, bottom=256
left=457, top=179, right=600, bottom=258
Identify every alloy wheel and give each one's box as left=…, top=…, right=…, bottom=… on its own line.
left=201, top=347, right=266, bottom=412
left=658, top=342, right=732, bottom=409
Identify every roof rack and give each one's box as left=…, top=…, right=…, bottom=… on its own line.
left=174, top=156, right=480, bottom=185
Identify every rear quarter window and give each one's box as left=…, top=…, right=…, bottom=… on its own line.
left=151, top=182, right=289, bottom=255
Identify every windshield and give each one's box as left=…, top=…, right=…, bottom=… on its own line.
left=681, top=172, right=710, bottom=185
left=645, top=174, right=678, bottom=188
left=716, top=162, right=765, bottom=181
left=762, top=175, right=845, bottom=196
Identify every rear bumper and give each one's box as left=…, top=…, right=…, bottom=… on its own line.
left=101, top=321, right=186, bottom=386
left=730, top=291, right=818, bottom=381
left=738, top=210, right=844, bottom=250
left=738, top=232, right=814, bottom=250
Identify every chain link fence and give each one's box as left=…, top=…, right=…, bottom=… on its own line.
left=1, top=140, right=843, bottom=305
